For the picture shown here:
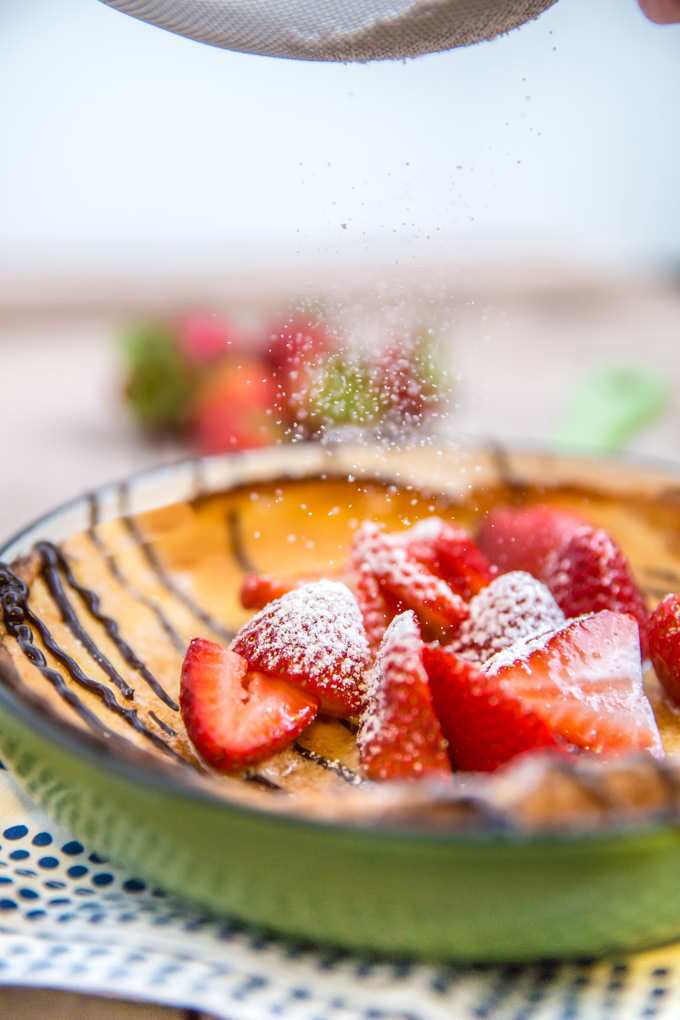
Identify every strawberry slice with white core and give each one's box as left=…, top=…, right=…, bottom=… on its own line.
left=423, top=644, right=566, bottom=773
left=485, top=611, right=663, bottom=758
left=180, top=638, right=318, bottom=772
left=232, top=579, right=370, bottom=717
left=358, top=611, right=451, bottom=782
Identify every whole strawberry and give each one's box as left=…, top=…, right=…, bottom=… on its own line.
left=176, top=312, right=245, bottom=365
left=190, top=356, right=283, bottom=454
left=649, top=593, right=680, bottom=706
left=476, top=503, right=585, bottom=578
left=372, top=327, right=448, bottom=427
left=542, top=525, right=650, bottom=655
left=297, top=354, right=385, bottom=436
left=120, top=322, right=199, bottom=432
left=265, top=314, right=337, bottom=431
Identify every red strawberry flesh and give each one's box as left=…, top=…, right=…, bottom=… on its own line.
left=405, top=517, right=497, bottom=598
left=180, top=638, right=318, bottom=772
left=486, top=611, right=663, bottom=757
left=649, top=593, right=680, bottom=707
left=358, top=612, right=451, bottom=781
left=423, top=643, right=565, bottom=773
left=477, top=503, right=585, bottom=577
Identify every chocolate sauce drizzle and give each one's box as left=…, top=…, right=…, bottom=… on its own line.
left=86, top=494, right=187, bottom=653
left=1, top=563, right=113, bottom=737
left=121, top=508, right=235, bottom=643
left=0, top=561, right=188, bottom=763
left=36, top=541, right=178, bottom=711
left=0, top=518, right=364, bottom=791
left=227, top=506, right=258, bottom=574
left=243, top=771, right=285, bottom=791
left=293, top=742, right=362, bottom=785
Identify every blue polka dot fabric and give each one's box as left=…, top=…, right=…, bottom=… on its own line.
left=1, top=772, right=680, bottom=1019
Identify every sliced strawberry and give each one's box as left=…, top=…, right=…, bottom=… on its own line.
left=354, top=566, right=393, bottom=653
left=541, top=524, right=650, bottom=655
left=346, top=520, right=391, bottom=566
left=449, top=570, right=565, bottom=664
left=357, top=612, right=451, bottom=781
left=368, top=544, right=469, bottom=637
left=476, top=503, right=585, bottom=577
left=649, top=593, right=680, bottom=706
left=231, top=579, right=369, bottom=717
left=348, top=522, right=468, bottom=640
left=423, top=644, right=565, bottom=773
left=180, top=638, right=318, bottom=772
left=485, top=611, right=663, bottom=757
left=404, top=517, right=497, bottom=599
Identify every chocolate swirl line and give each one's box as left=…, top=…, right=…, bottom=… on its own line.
left=227, top=506, right=259, bottom=575
left=0, top=562, right=187, bottom=763
left=36, top=542, right=178, bottom=711
left=243, top=772, right=285, bottom=792
left=293, top=742, right=362, bottom=785
left=86, top=494, right=187, bottom=654
left=1, top=563, right=115, bottom=736
left=120, top=512, right=235, bottom=644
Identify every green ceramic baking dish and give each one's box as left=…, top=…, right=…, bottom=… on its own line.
left=2, top=440, right=680, bottom=962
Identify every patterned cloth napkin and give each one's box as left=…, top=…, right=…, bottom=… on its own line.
left=1, top=770, right=680, bottom=1019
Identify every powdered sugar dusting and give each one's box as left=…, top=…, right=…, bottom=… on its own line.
left=358, top=611, right=450, bottom=780
left=449, top=570, right=565, bottom=664
left=233, top=579, right=370, bottom=698
left=483, top=621, right=564, bottom=675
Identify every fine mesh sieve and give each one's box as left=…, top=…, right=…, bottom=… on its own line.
left=99, top=0, right=561, bottom=62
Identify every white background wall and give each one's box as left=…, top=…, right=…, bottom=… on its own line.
left=1, top=0, right=678, bottom=280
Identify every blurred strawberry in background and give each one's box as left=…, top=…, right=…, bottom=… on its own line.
left=176, top=312, right=246, bottom=366
left=119, top=303, right=452, bottom=453
left=191, top=357, right=282, bottom=454
left=373, top=325, right=447, bottom=427
left=265, top=312, right=338, bottom=433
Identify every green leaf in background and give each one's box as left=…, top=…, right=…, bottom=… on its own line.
left=120, top=324, right=199, bottom=432
left=556, top=367, right=669, bottom=454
